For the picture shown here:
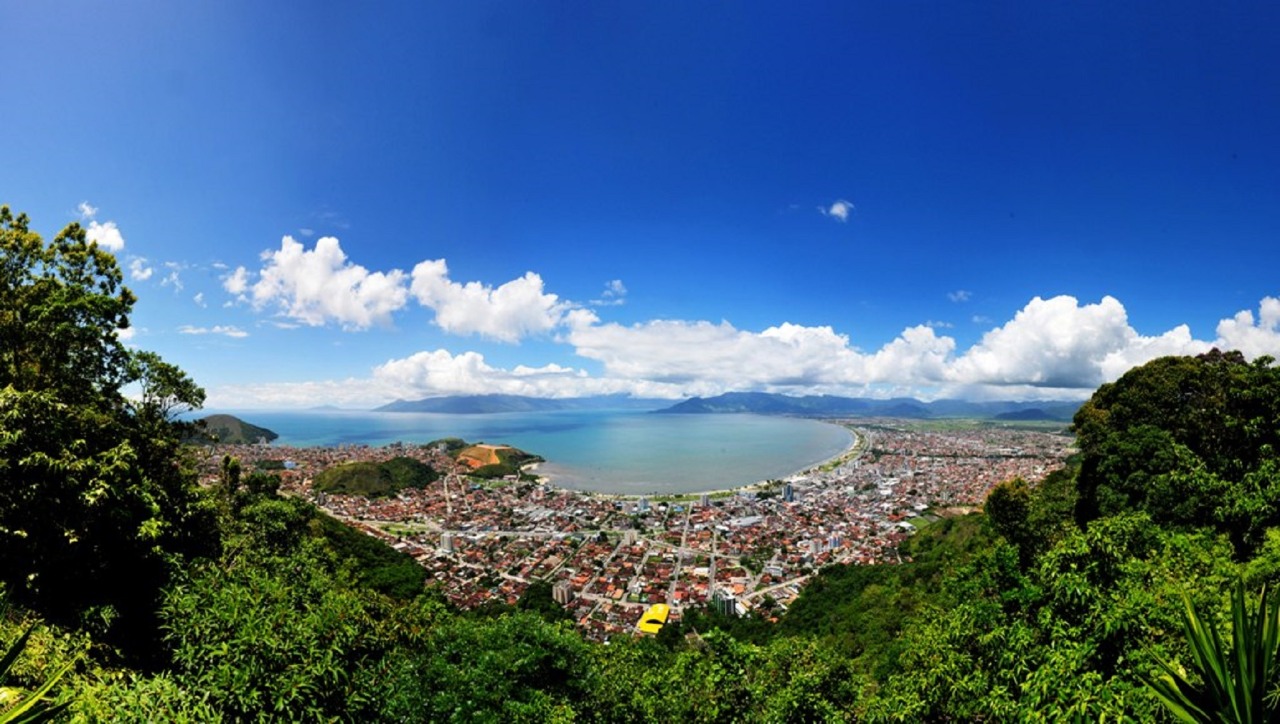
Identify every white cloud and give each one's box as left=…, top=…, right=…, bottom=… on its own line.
left=223, top=266, right=250, bottom=296
left=128, top=257, right=153, bottom=281
left=193, top=292, right=206, bottom=308
left=821, top=199, right=855, bottom=222
left=949, top=296, right=1131, bottom=388
left=161, top=270, right=183, bottom=292
left=208, top=349, right=691, bottom=409
left=178, top=324, right=249, bottom=339
left=1099, top=324, right=1211, bottom=382
left=85, top=220, right=125, bottom=252
left=567, top=318, right=864, bottom=388
left=76, top=202, right=124, bottom=251
left=244, top=236, right=409, bottom=330
left=115, top=326, right=136, bottom=342
left=564, top=294, right=1268, bottom=399
left=949, top=296, right=1211, bottom=389
left=1214, top=296, right=1280, bottom=360
left=410, top=259, right=568, bottom=342
left=208, top=292, right=1280, bottom=409
left=947, top=290, right=972, bottom=303
left=591, top=279, right=628, bottom=307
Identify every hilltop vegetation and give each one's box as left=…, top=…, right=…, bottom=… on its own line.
left=312, top=456, right=439, bottom=497
left=190, top=413, right=279, bottom=444
left=9, top=208, right=1280, bottom=721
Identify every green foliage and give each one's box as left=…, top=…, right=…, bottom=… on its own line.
left=586, top=630, right=861, bottom=722
left=312, top=456, right=439, bottom=497
left=425, top=437, right=469, bottom=453
left=1146, top=581, right=1280, bottom=723
left=161, top=541, right=388, bottom=721
left=0, top=207, right=219, bottom=657
left=986, top=477, right=1036, bottom=567
left=190, top=414, right=278, bottom=445
left=1, top=625, right=74, bottom=723
left=679, top=606, right=777, bottom=647
left=1074, top=350, right=1280, bottom=557
left=515, top=580, right=573, bottom=625
left=778, top=513, right=994, bottom=674
left=381, top=611, right=593, bottom=722
left=70, top=672, right=220, bottom=723
left=310, top=512, right=426, bottom=600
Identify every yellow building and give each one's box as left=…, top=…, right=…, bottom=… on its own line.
left=637, top=603, right=670, bottom=635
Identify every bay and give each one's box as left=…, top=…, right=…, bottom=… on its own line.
left=199, top=409, right=853, bottom=495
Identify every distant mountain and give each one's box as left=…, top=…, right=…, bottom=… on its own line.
left=192, top=414, right=279, bottom=444
left=375, top=394, right=666, bottom=414
left=656, top=392, right=1079, bottom=421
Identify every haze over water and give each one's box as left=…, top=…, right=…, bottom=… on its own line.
left=206, top=410, right=853, bottom=495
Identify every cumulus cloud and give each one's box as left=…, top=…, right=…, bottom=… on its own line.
left=128, top=257, right=153, bottom=281
left=178, top=324, right=249, bottom=338
left=1215, top=296, right=1280, bottom=360
left=208, top=293, right=1280, bottom=409
left=410, top=259, right=568, bottom=342
left=564, top=295, right=1277, bottom=400
left=242, top=236, right=408, bottom=330
left=821, top=199, right=855, bottom=222
left=223, top=266, right=250, bottom=296
left=567, top=319, right=864, bottom=388
left=948, top=290, right=972, bottom=303
left=949, top=296, right=1216, bottom=390
left=85, top=220, right=125, bottom=252
left=76, top=202, right=126, bottom=251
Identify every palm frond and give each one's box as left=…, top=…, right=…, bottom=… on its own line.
left=1143, top=580, right=1280, bottom=723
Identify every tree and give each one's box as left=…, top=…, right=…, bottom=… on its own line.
left=1073, top=350, right=1280, bottom=557
left=0, top=206, right=218, bottom=657
left=985, top=477, right=1035, bottom=567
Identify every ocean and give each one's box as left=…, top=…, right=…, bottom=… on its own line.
left=199, top=409, right=854, bottom=496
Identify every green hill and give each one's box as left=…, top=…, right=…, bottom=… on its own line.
left=312, top=456, right=439, bottom=497
left=193, top=414, right=279, bottom=444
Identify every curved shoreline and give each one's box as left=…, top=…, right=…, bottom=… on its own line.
left=527, top=421, right=859, bottom=500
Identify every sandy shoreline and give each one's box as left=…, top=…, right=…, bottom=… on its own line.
left=523, top=423, right=860, bottom=500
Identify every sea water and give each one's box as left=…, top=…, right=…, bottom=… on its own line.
left=199, top=409, right=853, bottom=495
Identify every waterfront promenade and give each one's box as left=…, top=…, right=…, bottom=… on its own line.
left=203, top=420, right=1073, bottom=641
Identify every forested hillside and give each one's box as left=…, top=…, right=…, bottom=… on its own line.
left=5, top=206, right=1280, bottom=720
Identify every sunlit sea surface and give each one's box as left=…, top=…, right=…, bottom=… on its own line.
left=200, top=409, right=853, bottom=496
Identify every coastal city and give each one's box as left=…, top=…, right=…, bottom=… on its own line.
left=204, top=420, right=1073, bottom=641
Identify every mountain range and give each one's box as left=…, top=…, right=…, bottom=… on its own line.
left=656, top=392, right=1080, bottom=420
left=375, top=392, right=1079, bottom=421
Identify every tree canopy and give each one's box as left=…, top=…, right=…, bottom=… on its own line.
left=0, top=206, right=218, bottom=655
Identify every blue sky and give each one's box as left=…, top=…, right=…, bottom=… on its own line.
left=4, top=1, right=1279, bottom=408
